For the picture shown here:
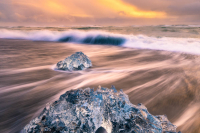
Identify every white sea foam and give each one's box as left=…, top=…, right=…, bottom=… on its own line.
left=124, top=35, right=200, bottom=55
left=0, top=29, right=122, bottom=41
left=1, top=29, right=200, bottom=55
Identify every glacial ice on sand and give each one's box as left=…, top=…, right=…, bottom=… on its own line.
left=56, top=52, right=92, bottom=71
left=23, top=86, right=179, bottom=133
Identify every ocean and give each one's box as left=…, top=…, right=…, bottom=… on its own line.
left=0, top=26, right=200, bottom=133
left=1, top=25, right=200, bottom=55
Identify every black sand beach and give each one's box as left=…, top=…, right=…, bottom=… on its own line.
left=0, top=39, right=200, bottom=133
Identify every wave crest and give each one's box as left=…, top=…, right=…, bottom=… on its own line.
left=1, top=29, right=200, bottom=55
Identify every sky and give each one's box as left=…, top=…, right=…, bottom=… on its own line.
left=0, top=0, right=200, bottom=26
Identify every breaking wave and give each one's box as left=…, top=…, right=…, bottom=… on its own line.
left=1, top=29, right=200, bottom=55
left=0, top=30, right=126, bottom=46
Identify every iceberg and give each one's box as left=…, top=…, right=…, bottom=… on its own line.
left=56, top=52, right=92, bottom=71
left=23, top=86, right=179, bottom=133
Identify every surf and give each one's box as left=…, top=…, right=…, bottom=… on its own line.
left=1, top=29, right=200, bottom=55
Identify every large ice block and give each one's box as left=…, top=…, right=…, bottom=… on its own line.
left=23, top=86, right=179, bottom=133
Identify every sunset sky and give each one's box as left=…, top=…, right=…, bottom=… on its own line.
left=0, top=0, right=200, bottom=26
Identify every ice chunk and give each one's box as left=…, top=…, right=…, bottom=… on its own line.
left=56, top=52, right=92, bottom=71
left=23, top=86, right=179, bottom=133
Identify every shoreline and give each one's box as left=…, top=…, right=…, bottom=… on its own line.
left=0, top=39, right=200, bottom=132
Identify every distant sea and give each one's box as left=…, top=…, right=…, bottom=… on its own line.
left=1, top=25, right=200, bottom=55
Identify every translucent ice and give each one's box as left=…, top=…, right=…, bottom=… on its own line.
left=56, top=52, right=92, bottom=71
left=23, top=86, right=178, bottom=133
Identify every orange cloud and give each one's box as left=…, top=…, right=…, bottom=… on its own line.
left=45, top=1, right=68, bottom=14
left=98, top=0, right=166, bottom=18
left=11, top=0, right=166, bottom=19
left=1, top=0, right=171, bottom=26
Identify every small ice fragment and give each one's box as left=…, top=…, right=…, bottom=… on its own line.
left=56, top=51, right=92, bottom=71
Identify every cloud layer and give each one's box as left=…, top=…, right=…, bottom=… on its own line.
left=0, top=0, right=200, bottom=26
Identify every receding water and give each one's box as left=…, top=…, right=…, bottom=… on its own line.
left=0, top=26, right=200, bottom=133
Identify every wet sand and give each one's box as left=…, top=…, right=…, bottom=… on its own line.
left=0, top=39, right=200, bottom=133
